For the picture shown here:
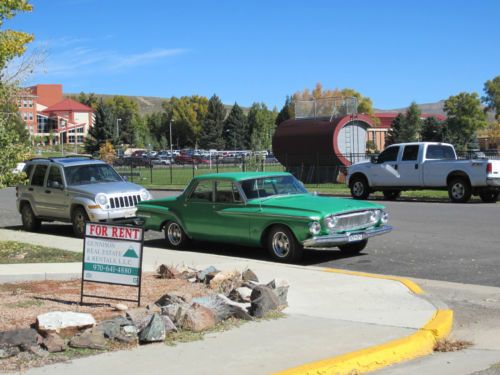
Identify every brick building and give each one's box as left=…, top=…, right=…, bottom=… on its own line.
left=18, top=84, right=94, bottom=145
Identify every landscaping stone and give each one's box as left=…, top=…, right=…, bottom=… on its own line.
left=156, top=264, right=180, bottom=279
left=216, top=294, right=253, bottom=321
left=210, top=270, right=242, bottom=294
left=0, top=345, right=20, bottom=359
left=267, top=278, right=290, bottom=307
left=196, top=266, right=219, bottom=283
left=122, top=325, right=138, bottom=336
left=248, top=285, right=280, bottom=318
left=40, top=332, right=65, bottom=353
left=160, top=315, right=177, bottom=333
left=69, top=329, right=106, bottom=350
left=242, top=268, right=259, bottom=282
left=37, top=311, right=96, bottom=334
left=114, top=303, right=128, bottom=311
left=156, top=294, right=192, bottom=324
left=139, top=313, right=166, bottom=343
left=96, top=319, right=122, bottom=340
left=0, top=328, right=40, bottom=351
left=126, top=307, right=151, bottom=331
left=181, top=303, right=216, bottom=332
left=228, top=287, right=252, bottom=303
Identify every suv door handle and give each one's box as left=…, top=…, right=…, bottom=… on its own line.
left=45, top=190, right=51, bottom=194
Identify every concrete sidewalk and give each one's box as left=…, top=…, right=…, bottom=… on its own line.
left=0, top=229, right=451, bottom=374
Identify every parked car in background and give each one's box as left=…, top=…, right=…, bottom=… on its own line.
left=16, top=156, right=152, bottom=237
left=347, top=142, right=500, bottom=203
left=151, top=156, right=171, bottom=166
left=136, top=172, right=392, bottom=263
left=115, top=157, right=152, bottom=168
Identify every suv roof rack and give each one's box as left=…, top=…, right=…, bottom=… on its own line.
left=51, top=155, right=93, bottom=159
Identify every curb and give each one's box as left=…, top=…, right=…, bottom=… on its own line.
left=273, top=269, right=454, bottom=375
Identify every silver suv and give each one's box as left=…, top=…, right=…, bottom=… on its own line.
left=16, top=156, right=152, bottom=237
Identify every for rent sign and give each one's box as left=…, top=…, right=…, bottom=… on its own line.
left=81, top=223, right=144, bottom=305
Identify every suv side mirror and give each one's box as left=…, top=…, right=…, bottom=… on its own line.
left=370, top=155, right=379, bottom=164
left=50, top=181, right=63, bottom=189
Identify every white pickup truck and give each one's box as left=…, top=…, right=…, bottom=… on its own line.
left=346, top=142, right=500, bottom=203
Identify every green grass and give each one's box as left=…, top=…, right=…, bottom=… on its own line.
left=0, top=241, right=82, bottom=264
left=5, top=299, right=44, bottom=309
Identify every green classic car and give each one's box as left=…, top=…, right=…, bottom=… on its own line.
left=136, top=172, right=392, bottom=262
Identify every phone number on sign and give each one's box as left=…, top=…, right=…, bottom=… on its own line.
left=91, top=264, right=134, bottom=275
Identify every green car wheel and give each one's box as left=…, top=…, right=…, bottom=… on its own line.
left=164, top=221, right=189, bottom=249
left=267, top=225, right=303, bottom=263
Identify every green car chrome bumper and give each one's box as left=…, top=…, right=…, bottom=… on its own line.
left=302, top=225, right=393, bottom=248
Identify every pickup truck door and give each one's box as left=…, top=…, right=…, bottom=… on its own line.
left=370, top=145, right=401, bottom=186
left=396, top=145, right=423, bottom=186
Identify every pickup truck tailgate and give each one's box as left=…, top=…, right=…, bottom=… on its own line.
left=487, top=160, right=500, bottom=178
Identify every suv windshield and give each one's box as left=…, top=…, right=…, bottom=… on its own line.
left=65, top=164, right=123, bottom=185
left=240, top=175, right=307, bottom=199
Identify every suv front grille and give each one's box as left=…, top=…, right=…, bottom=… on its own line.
left=109, top=194, right=141, bottom=209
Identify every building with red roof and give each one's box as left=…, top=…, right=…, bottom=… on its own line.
left=17, top=84, right=95, bottom=145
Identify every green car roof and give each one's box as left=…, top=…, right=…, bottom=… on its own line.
left=194, top=171, right=290, bottom=182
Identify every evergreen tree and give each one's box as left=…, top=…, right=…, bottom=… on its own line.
left=223, top=103, right=247, bottom=150
left=421, top=117, right=444, bottom=142
left=385, top=113, right=405, bottom=146
left=400, top=102, right=422, bottom=142
left=275, top=95, right=294, bottom=126
left=199, top=94, right=226, bottom=150
left=85, top=99, right=115, bottom=154
left=247, top=103, right=276, bottom=151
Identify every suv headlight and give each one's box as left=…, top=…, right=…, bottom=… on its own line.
left=140, top=189, right=150, bottom=201
left=95, top=193, right=108, bottom=206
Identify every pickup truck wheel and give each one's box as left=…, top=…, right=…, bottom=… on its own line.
left=267, top=225, right=303, bottom=263
left=350, top=176, right=370, bottom=200
left=383, top=190, right=401, bottom=200
left=448, top=178, right=472, bottom=203
left=479, top=191, right=499, bottom=203
left=338, top=239, right=368, bottom=255
left=164, top=221, right=189, bottom=249
left=71, top=207, right=89, bottom=238
left=21, top=204, right=41, bottom=232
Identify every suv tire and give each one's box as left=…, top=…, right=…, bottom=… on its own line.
left=72, top=207, right=89, bottom=238
left=21, top=203, right=41, bottom=232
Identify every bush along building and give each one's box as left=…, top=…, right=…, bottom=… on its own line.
left=17, top=84, right=95, bottom=146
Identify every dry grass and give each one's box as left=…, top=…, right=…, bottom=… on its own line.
left=434, top=338, right=473, bottom=352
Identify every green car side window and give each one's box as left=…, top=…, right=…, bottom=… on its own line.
left=215, top=181, right=242, bottom=203
left=188, top=180, right=213, bottom=202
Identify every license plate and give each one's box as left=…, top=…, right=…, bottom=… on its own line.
left=348, top=233, right=364, bottom=242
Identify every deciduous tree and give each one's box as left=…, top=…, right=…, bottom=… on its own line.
left=420, top=116, right=445, bottom=142
left=482, top=76, right=500, bottom=120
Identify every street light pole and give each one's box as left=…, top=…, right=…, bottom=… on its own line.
left=116, top=118, right=122, bottom=140
left=169, top=119, right=173, bottom=156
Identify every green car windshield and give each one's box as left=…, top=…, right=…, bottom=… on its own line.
left=240, top=175, right=308, bottom=199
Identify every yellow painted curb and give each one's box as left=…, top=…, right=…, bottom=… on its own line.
left=272, top=270, right=454, bottom=375
left=322, top=268, right=424, bottom=295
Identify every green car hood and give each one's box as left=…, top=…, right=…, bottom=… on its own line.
left=254, top=194, right=383, bottom=217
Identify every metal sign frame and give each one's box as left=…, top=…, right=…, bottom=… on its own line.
left=80, top=222, right=144, bottom=306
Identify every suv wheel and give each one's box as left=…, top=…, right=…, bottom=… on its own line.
left=72, top=207, right=89, bottom=238
left=350, top=176, right=370, bottom=200
left=21, top=204, right=41, bottom=232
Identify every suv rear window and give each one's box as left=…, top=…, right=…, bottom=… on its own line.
left=31, top=165, right=48, bottom=186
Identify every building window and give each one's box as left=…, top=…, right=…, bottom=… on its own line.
left=69, top=135, right=75, bottom=143
left=23, top=112, right=28, bottom=121
left=23, top=100, right=28, bottom=108
left=77, top=127, right=84, bottom=133
left=29, top=113, right=33, bottom=121
left=77, top=135, right=84, bottom=143
left=28, top=100, right=33, bottom=108
left=17, top=100, right=21, bottom=107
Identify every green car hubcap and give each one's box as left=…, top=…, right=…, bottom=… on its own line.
left=167, top=223, right=182, bottom=246
left=272, top=231, right=290, bottom=258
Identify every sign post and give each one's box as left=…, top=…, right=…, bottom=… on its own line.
left=80, top=222, right=144, bottom=306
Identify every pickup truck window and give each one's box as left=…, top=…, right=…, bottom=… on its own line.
left=426, top=145, right=455, bottom=160
left=31, top=165, right=48, bottom=186
left=402, top=145, right=419, bottom=161
left=378, top=146, right=400, bottom=163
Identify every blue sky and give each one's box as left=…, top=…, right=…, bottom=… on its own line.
left=7, top=0, right=500, bottom=109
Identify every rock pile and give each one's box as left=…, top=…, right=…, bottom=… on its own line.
left=0, top=266, right=288, bottom=359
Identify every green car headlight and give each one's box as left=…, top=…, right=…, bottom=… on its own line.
left=309, top=221, right=321, bottom=235
left=381, top=211, right=389, bottom=224
left=325, top=215, right=338, bottom=229
left=370, top=209, right=381, bottom=223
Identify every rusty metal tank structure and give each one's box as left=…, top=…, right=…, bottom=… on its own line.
left=272, top=98, right=373, bottom=183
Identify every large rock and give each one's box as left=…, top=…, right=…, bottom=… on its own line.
left=267, top=279, right=290, bottom=307
left=0, top=345, right=20, bottom=359
left=196, top=266, right=219, bottom=283
left=0, top=328, right=40, bottom=351
left=157, top=295, right=192, bottom=324
left=242, top=268, right=259, bottom=282
left=41, top=332, right=65, bottom=353
left=37, top=311, right=96, bottom=334
left=69, top=329, right=106, bottom=350
left=139, top=313, right=166, bottom=343
left=248, top=286, right=280, bottom=318
left=228, top=287, right=252, bottom=303
left=180, top=303, right=216, bottom=332
left=216, top=294, right=253, bottom=321
left=209, top=270, right=242, bottom=294
left=126, top=307, right=151, bottom=331
left=156, top=264, right=180, bottom=279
